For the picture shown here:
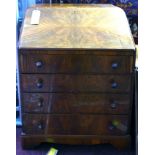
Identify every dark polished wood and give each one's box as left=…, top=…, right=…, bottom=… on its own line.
left=18, top=4, right=136, bottom=150
left=20, top=54, right=133, bottom=74
left=21, top=134, right=131, bottom=150
left=17, top=128, right=135, bottom=153
left=22, top=114, right=129, bottom=135
left=23, top=93, right=130, bottom=114
left=21, top=74, right=131, bottom=93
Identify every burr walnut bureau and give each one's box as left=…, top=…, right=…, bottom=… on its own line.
left=18, top=4, right=136, bottom=149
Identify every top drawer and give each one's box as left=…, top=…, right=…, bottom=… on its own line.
left=20, top=54, right=133, bottom=74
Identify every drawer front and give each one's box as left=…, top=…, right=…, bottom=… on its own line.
left=22, top=93, right=49, bottom=113
left=22, top=114, right=129, bottom=135
left=20, top=54, right=133, bottom=74
left=21, top=74, right=131, bottom=93
left=21, top=74, right=50, bottom=92
left=23, top=93, right=130, bottom=114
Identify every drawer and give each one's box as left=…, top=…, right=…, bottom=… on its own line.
left=21, top=74, right=131, bottom=93
left=20, top=54, right=133, bottom=74
left=22, top=114, right=129, bottom=135
left=22, top=93, right=49, bottom=113
left=23, top=93, right=130, bottom=114
left=21, top=74, right=50, bottom=92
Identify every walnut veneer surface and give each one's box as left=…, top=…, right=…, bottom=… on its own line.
left=18, top=4, right=136, bottom=149
left=19, top=4, right=135, bottom=49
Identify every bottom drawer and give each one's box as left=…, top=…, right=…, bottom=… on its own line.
left=22, top=114, right=129, bottom=136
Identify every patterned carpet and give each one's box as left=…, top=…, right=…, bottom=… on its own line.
left=16, top=127, right=136, bottom=155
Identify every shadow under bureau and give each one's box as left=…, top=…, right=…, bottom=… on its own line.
left=18, top=4, right=136, bottom=149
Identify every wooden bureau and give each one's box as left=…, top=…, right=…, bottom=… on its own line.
left=18, top=4, right=136, bottom=149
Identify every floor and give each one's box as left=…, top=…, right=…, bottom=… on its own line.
left=16, top=127, right=136, bottom=155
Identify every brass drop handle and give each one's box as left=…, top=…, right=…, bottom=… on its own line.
left=36, top=79, right=43, bottom=88
left=35, top=61, right=43, bottom=68
left=37, top=98, right=43, bottom=107
left=111, top=62, right=119, bottom=69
